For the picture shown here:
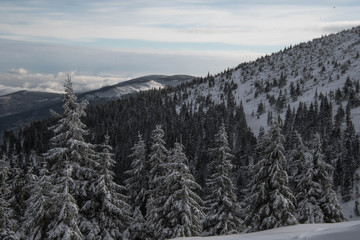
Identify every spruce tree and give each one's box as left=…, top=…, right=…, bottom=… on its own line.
left=8, top=155, right=25, bottom=227
left=292, top=133, right=324, bottom=223
left=47, top=163, right=82, bottom=240
left=312, top=134, right=346, bottom=223
left=125, top=133, right=148, bottom=212
left=125, top=133, right=148, bottom=240
left=21, top=161, right=54, bottom=240
left=145, top=125, right=169, bottom=239
left=244, top=118, right=297, bottom=231
left=161, top=141, right=204, bottom=238
left=44, top=76, right=97, bottom=238
left=91, top=133, right=132, bottom=239
left=0, top=154, right=17, bottom=239
left=340, top=104, right=356, bottom=201
left=203, top=123, right=243, bottom=236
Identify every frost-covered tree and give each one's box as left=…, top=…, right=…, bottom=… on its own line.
left=44, top=75, right=97, bottom=191
left=21, top=161, right=54, bottom=240
left=0, top=154, right=17, bottom=239
left=244, top=118, right=297, bottom=231
left=125, top=133, right=148, bottom=240
left=145, top=125, right=170, bottom=239
left=291, top=133, right=324, bottom=223
left=203, top=123, right=243, bottom=236
left=160, top=141, right=204, bottom=238
left=47, top=164, right=82, bottom=240
left=91, top=133, right=132, bottom=240
left=125, top=133, right=148, bottom=212
left=8, top=155, right=25, bottom=226
left=44, top=76, right=97, bottom=238
left=128, top=208, right=146, bottom=240
left=312, top=134, right=346, bottom=223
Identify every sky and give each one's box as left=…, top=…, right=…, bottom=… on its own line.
left=1, top=0, right=360, bottom=95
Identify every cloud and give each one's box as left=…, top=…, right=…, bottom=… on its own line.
left=1, top=1, right=359, bottom=47
left=0, top=68, right=131, bottom=95
left=0, top=38, right=262, bottom=84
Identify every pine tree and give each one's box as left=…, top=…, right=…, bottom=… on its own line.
left=312, top=134, right=346, bottom=223
left=291, top=133, right=324, bottom=223
left=160, top=141, right=204, bottom=238
left=203, top=123, right=243, bottom=236
left=91, top=133, right=132, bottom=239
left=125, top=133, right=148, bottom=240
left=21, top=161, right=54, bottom=240
left=244, top=118, right=297, bottom=231
left=145, top=125, right=170, bottom=239
left=0, top=154, right=17, bottom=239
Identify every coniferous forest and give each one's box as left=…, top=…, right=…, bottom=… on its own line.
left=2, top=69, right=357, bottom=239
left=3, top=25, right=360, bottom=240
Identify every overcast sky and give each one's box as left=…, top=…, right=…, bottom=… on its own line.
left=1, top=0, right=360, bottom=95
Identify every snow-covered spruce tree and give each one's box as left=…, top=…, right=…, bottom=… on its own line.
left=91, top=133, right=132, bottom=239
left=291, top=132, right=324, bottom=223
left=125, top=133, right=148, bottom=240
left=21, top=160, right=37, bottom=206
left=312, top=134, right=346, bottom=223
left=244, top=118, right=297, bottom=232
left=21, top=161, right=54, bottom=240
left=43, top=76, right=98, bottom=238
left=47, top=163, right=82, bottom=240
left=8, top=155, right=25, bottom=227
left=145, top=125, right=170, bottom=239
left=159, top=141, right=204, bottom=238
left=0, top=154, right=18, bottom=239
left=203, top=123, right=243, bottom=236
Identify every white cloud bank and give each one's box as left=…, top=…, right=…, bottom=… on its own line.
left=0, top=68, right=130, bottom=95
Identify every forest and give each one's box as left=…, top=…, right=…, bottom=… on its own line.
left=1, top=73, right=358, bottom=239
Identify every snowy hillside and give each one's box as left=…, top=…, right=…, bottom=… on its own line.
left=181, top=27, right=360, bottom=134
left=172, top=220, right=360, bottom=240
left=80, top=75, right=194, bottom=101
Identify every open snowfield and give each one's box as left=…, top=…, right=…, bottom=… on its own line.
left=172, top=220, right=360, bottom=240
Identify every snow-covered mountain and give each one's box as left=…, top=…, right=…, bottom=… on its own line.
left=0, top=75, right=194, bottom=134
left=79, top=75, right=194, bottom=103
left=179, top=26, right=360, bottom=134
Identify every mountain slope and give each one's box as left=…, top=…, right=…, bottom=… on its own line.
left=0, top=91, right=62, bottom=118
left=79, top=75, right=194, bottom=103
left=180, top=26, right=360, bottom=134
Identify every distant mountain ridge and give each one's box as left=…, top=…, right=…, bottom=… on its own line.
left=79, top=75, right=194, bottom=103
left=0, top=75, right=194, bottom=134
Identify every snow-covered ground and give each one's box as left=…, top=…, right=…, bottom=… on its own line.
left=172, top=220, right=360, bottom=240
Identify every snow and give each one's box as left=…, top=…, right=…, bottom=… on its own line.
left=181, top=27, right=360, bottom=134
left=83, top=79, right=165, bottom=100
left=172, top=220, right=360, bottom=240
